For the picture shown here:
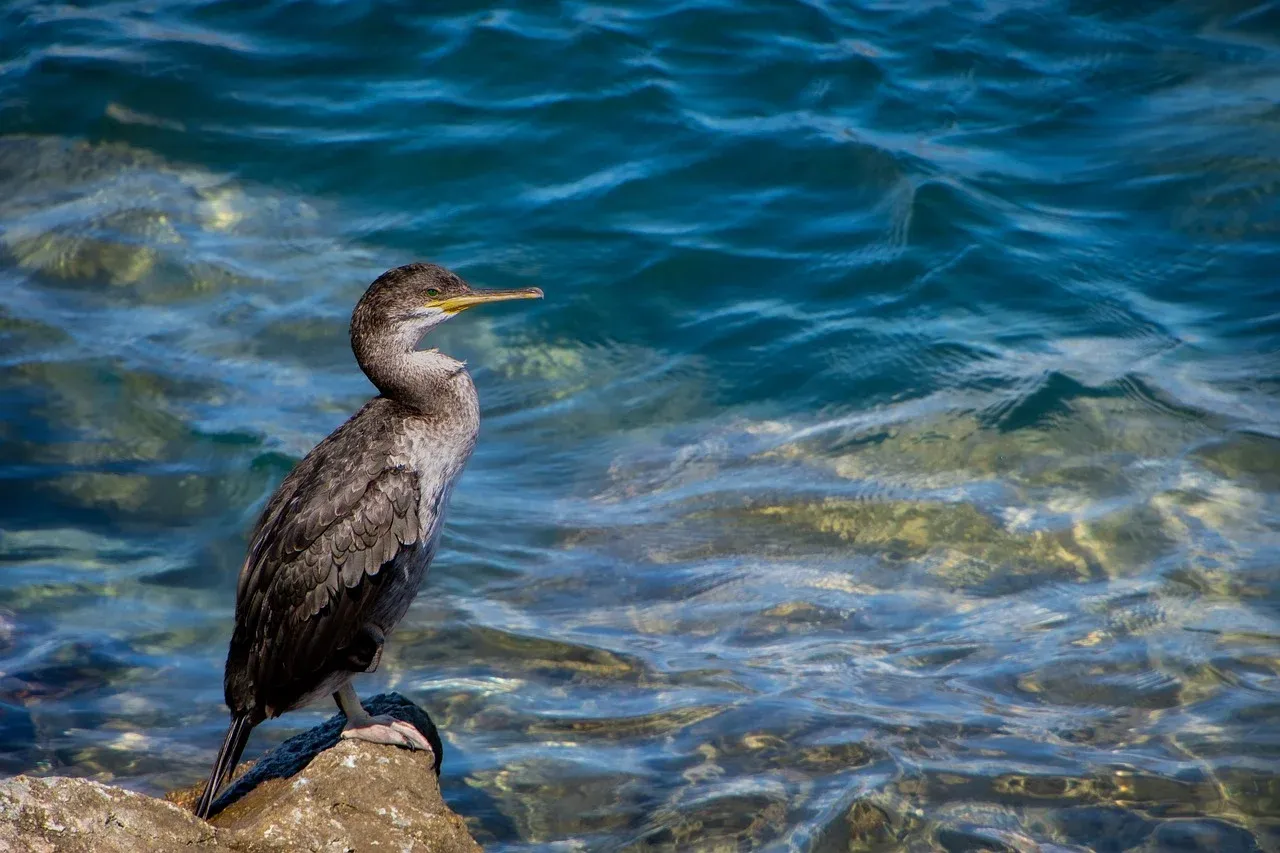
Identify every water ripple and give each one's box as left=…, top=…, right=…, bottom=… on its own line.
left=2, top=0, right=1279, bottom=850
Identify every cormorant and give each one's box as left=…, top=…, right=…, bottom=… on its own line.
left=193, top=262, right=542, bottom=819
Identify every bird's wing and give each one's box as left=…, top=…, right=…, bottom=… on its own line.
left=228, top=418, right=439, bottom=710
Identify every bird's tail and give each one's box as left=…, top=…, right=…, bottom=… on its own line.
left=194, top=712, right=254, bottom=819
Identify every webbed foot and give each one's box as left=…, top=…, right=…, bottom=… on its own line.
left=340, top=714, right=435, bottom=754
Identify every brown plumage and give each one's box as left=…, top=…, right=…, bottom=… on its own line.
left=194, top=263, right=541, bottom=819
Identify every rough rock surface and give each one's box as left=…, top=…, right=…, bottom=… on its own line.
left=0, top=775, right=216, bottom=852
left=0, top=692, right=480, bottom=852
left=214, top=739, right=480, bottom=853
left=169, top=692, right=446, bottom=818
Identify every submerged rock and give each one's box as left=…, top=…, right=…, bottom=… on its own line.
left=0, top=692, right=480, bottom=852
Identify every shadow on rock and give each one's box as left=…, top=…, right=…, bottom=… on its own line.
left=168, top=692, right=444, bottom=818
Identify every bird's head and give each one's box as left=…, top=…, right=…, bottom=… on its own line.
left=352, top=262, right=543, bottom=352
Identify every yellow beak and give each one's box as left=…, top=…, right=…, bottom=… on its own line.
left=431, top=287, right=544, bottom=315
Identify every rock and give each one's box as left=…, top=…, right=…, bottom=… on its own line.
left=0, top=775, right=217, bottom=852
left=0, top=692, right=480, bottom=852
left=215, top=739, right=479, bottom=853
left=168, top=692, right=444, bottom=818
left=810, top=797, right=900, bottom=852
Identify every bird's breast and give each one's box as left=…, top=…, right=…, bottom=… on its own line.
left=397, top=417, right=479, bottom=535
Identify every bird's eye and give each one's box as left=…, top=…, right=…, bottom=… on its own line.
left=426, top=288, right=441, bottom=298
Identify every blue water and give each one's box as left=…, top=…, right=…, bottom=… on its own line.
left=2, top=1, right=1279, bottom=850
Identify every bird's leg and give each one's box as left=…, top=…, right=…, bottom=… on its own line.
left=334, top=682, right=434, bottom=753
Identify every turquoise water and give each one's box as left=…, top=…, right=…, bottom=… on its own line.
left=2, top=0, right=1279, bottom=849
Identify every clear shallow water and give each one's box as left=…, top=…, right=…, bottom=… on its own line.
left=1, top=0, right=1279, bottom=850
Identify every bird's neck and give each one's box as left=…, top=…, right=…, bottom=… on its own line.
left=353, top=329, right=474, bottom=418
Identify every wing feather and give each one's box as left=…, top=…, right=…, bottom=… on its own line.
left=224, top=404, right=439, bottom=716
